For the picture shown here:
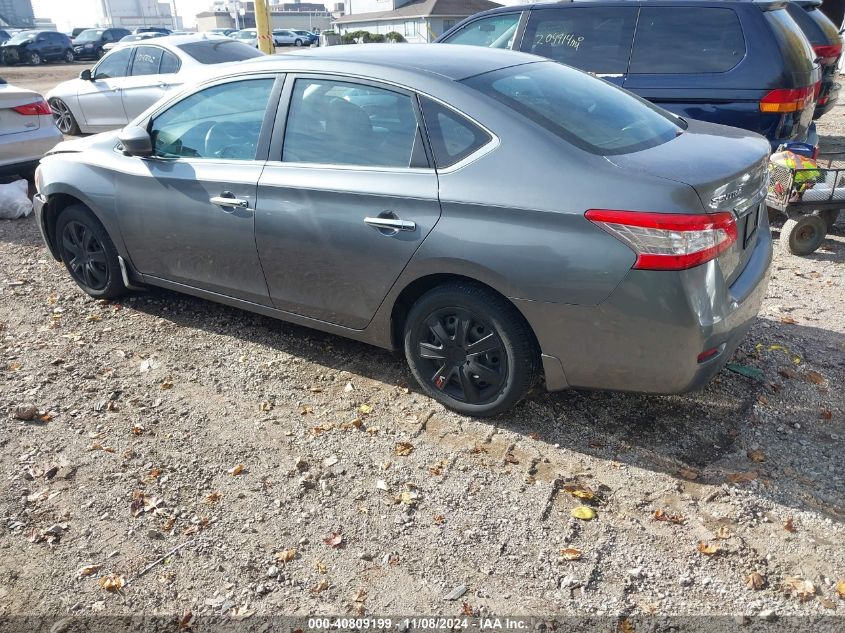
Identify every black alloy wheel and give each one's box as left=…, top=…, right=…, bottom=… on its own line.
left=416, top=307, right=507, bottom=405
left=56, top=204, right=127, bottom=298
left=404, top=281, right=538, bottom=416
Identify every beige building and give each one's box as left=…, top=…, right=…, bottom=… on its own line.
left=196, top=2, right=332, bottom=32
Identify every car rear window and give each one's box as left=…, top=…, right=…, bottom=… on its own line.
left=785, top=4, right=839, bottom=46
left=521, top=7, right=637, bottom=75
left=441, top=13, right=521, bottom=49
left=177, top=39, right=263, bottom=63
left=419, top=97, right=491, bottom=168
left=629, top=7, right=745, bottom=73
left=463, top=61, right=682, bottom=155
left=764, top=8, right=817, bottom=76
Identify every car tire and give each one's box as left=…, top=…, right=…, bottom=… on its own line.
left=56, top=205, right=126, bottom=299
left=819, top=209, right=840, bottom=232
left=29, top=51, right=41, bottom=65
left=294, top=39, right=303, bottom=46
left=403, top=281, right=539, bottom=417
left=780, top=214, right=827, bottom=256
left=64, top=49, right=74, bottom=63
left=49, top=98, right=80, bottom=135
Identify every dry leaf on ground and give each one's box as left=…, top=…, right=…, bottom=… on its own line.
left=571, top=506, right=596, bottom=520
left=697, top=542, right=721, bottom=556
left=275, top=548, right=296, bottom=563
left=747, top=449, right=766, bottom=463
left=746, top=572, right=766, bottom=590
left=98, top=575, right=125, bottom=592
left=835, top=580, right=845, bottom=599
left=77, top=564, right=102, bottom=578
left=783, top=576, right=816, bottom=602
left=559, top=548, right=582, bottom=561
left=783, top=516, right=796, bottom=532
left=653, top=509, right=686, bottom=525
left=227, top=464, right=245, bottom=476
left=394, top=442, right=414, bottom=456
left=323, top=532, right=343, bottom=548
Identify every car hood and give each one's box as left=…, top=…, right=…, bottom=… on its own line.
left=46, top=130, right=119, bottom=156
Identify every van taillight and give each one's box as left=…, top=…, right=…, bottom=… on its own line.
left=759, top=86, right=814, bottom=113
left=813, top=44, right=842, bottom=62
left=585, top=210, right=738, bottom=271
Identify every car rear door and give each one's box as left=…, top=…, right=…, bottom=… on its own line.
left=119, top=45, right=180, bottom=120
left=254, top=75, right=441, bottom=330
left=76, top=46, right=132, bottom=130
left=518, top=6, right=638, bottom=86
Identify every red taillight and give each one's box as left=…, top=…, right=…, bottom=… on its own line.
left=813, top=44, right=842, bottom=62
left=697, top=347, right=720, bottom=363
left=13, top=100, right=51, bottom=116
left=585, top=210, right=738, bottom=271
left=759, top=86, right=814, bottom=113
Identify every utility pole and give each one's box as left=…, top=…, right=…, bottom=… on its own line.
left=254, top=0, right=275, bottom=54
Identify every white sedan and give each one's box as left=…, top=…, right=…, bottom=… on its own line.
left=46, top=34, right=263, bottom=135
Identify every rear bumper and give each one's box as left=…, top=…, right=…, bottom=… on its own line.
left=813, top=81, right=839, bottom=119
left=517, top=215, right=773, bottom=394
left=0, top=125, right=62, bottom=174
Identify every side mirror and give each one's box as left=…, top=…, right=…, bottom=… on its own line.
left=118, top=125, right=153, bottom=157
left=79, top=68, right=92, bottom=81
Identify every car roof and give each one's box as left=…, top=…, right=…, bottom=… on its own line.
left=469, top=0, right=787, bottom=12
left=240, top=43, right=540, bottom=80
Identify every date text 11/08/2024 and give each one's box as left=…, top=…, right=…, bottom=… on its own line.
left=306, top=617, right=531, bottom=630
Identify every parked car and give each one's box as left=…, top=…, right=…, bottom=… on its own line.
left=437, top=0, right=821, bottom=150
left=134, top=27, right=172, bottom=35
left=33, top=45, right=772, bottom=416
left=0, top=78, right=62, bottom=176
left=785, top=0, right=842, bottom=118
left=1, top=30, right=74, bottom=65
left=46, top=35, right=264, bottom=135
left=207, top=28, right=237, bottom=37
left=72, top=27, right=131, bottom=60
left=272, top=29, right=306, bottom=46
left=0, top=30, right=10, bottom=45
left=69, top=28, right=93, bottom=39
left=232, top=29, right=259, bottom=48
left=102, top=32, right=166, bottom=54
left=292, top=29, right=319, bottom=45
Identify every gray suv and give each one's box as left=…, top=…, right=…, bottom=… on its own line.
left=32, top=46, right=773, bottom=416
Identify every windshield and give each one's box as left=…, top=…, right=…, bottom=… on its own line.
left=234, top=31, right=255, bottom=39
left=7, top=31, right=37, bottom=44
left=75, top=29, right=105, bottom=42
left=463, top=61, right=682, bottom=155
left=177, top=39, right=263, bottom=63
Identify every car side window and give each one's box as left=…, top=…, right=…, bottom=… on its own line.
left=521, top=7, right=637, bottom=75
left=159, top=50, right=180, bottom=74
left=282, top=78, right=420, bottom=168
left=149, top=78, right=274, bottom=160
left=131, top=45, right=164, bottom=75
left=629, top=7, right=746, bottom=74
left=419, top=97, right=491, bottom=169
left=93, top=47, right=132, bottom=79
left=441, top=13, right=520, bottom=49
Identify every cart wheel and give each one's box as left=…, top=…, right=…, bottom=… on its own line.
left=780, top=215, right=827, bottom=256
left=818, top=209, right=840, bottom=232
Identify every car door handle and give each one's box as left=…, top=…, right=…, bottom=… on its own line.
left=210, top=194, right=249, bottom=209
left=364, top=216, right=416, bottom=232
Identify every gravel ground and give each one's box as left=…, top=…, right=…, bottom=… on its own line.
left=0, top=66, right=843, bottom=624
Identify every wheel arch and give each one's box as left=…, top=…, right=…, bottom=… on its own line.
left=388, top=272, right=541, bottom=357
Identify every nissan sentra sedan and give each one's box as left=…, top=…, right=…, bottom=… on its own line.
left=32, top=45, right=773, bottom=416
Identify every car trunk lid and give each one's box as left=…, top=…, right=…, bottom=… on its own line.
left=607, top=119, right=771, bottom=282
left=0, top=84, right=42, bottom=136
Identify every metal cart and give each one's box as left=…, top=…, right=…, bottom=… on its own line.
left=766, top=151, right=843, bottom=255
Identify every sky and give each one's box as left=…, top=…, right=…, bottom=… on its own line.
left=32, top=0, right=214, bottom=31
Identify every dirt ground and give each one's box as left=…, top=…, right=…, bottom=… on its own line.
left=0, top=63, right=843, bottom=627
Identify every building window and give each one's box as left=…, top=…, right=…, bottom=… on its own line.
left=404, top=20, right=417, bottom=36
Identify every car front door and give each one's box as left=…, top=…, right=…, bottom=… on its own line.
left=255, top=75, right=441, bottom=329
left=119, top=45, right=179, bottom=120
left=116, top=75, right=280, bottom=305
left=76, top=46, right=132, bottom=130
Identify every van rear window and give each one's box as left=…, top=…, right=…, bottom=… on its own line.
left=463, top=61, right=682, bottom=155
left=521, top=7, right=637, bottom=75
left=629, top=7, right=745, bottom=74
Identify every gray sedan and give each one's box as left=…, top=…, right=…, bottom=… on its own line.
left=0, top=78, right=62, bottom=176
left=32, top=45, right=772, bottom=416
